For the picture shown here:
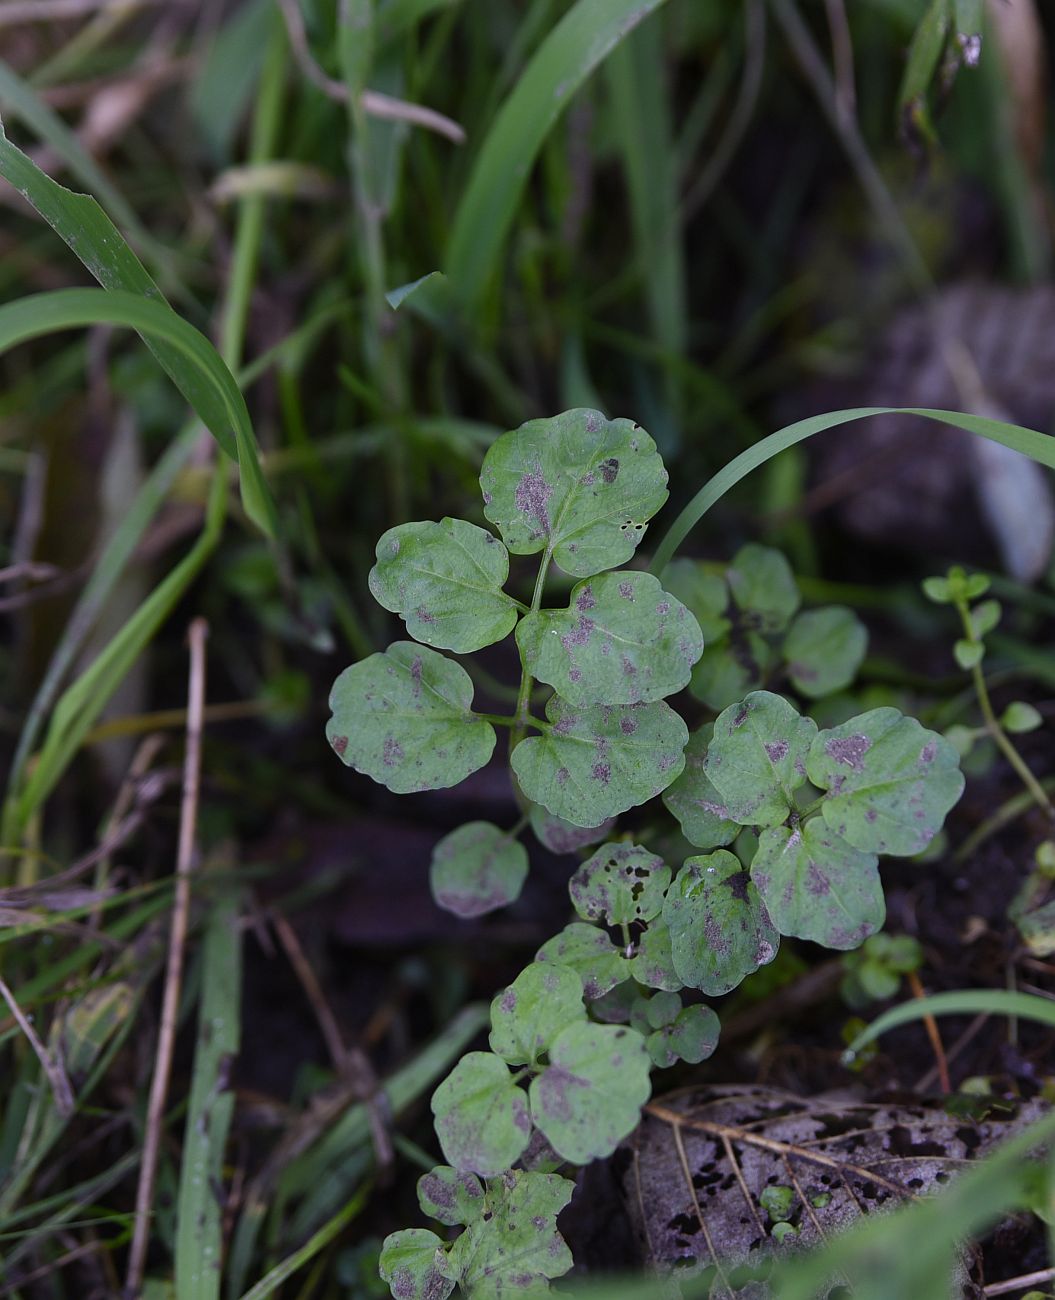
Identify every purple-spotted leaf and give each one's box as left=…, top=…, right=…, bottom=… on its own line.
left=479, top=408, right=668, bottom=577
left=489, top=963, right=585, bottom=1066
left=663, top=851, right=779, bottom=995
left=528, top=803, right=614, bottom=854
left=529, top=1022, right=651, bottom=1163
left=629, top=920, right=680, bottom=991
left=368, top=517, right=518, bottom=653
left=703, top=692, right=816, bottom=828
left=327, top=643, right=495, bottom=794
left=516, top=570, right=703, bottom=706
left=431, top=1052, right=531, bottom=1177
left=417, top=1166, right=485, bottom=1227
left=511, top=696, right=688, bottom=827
left=783, top=606, right=868, bottom=699
left=751, top=821, right=884, bottom=949
left=430, top=822, right=528, bottom=918
left=807, top=709, right=965, bottom=856
left=569, top=842, right=671, bottom=926
left=662, top=725, right=739, bottom=849
left=647, top=1004, right=721, bottom=1069
left=536, top=923, right=628, bottom=1000
left=379, top=1228, right=455, bottom=1300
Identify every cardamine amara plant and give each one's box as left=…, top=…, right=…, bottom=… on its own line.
left=325, top=408, right=964, bottom=1299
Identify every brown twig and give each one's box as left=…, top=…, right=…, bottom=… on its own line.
left=124, top=618, right=208, bottom=1299
left=907, top=971, right=952, bottom=1094
left=0, top=975, right=74, bottom=1117
left=270, top=910, right=348, bottom=1073
left=915, top=1012, right=989, bottom=1093
left=984, top=1267, right=1055, bottom=1297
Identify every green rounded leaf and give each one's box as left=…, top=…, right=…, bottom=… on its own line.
left=662, top=725, right=739, bottom=850
left=647, top=1004, right=720, bottom=1068
left=1002, top=700, right=1043, bottom=733
left=529, top=1022, right=651, bottom=1163
left=629, top=920, right=680, bottom=991
left=807, top=709, right=965, bottom=855
left=489, top=963, right=585, bottom=1066
left=751, top=821, right=884, bottom=949
left=430, top=822, right=529, bottom=918
left=644, top=990, right=682, bottom=1030
left=727, top=544, right=800, bottom=633
left=569, top=842, right=671, bottom=926
left=327, top=643, right=496, bottom=794
left=783, top=606, right=868, bottom=699
left=417, top=1166, right=485, bottom=1227
left=431, top=1052, right=531, bottom=1177
left=663, top=851, right=779, bottom=995
left=536, top=923, right=628, bottom=1000
left=703, top=691, right=816, bottom=828
left=379, top=1229, right=455, bottom=1300
left=661, top=560, right=731, bottom=642
left=517, top=571, right=703, bottom=706
left=590, top=979, right=640, bottom=1024
left=528, top=803, right=614, bottom=854
left=511, top=696, right=688, bottom=827
left=479, top=409, right=668, bottom=576
left=368, top=517, right=518, bottom=653
left=689, top=629, right=772, bottom=712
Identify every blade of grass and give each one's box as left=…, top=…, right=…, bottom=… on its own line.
left=443, top=0, right=670, bottom=313
left=845, top=987, right=1055, bottom=1059
left=649, top=406, right=1055, bottom=573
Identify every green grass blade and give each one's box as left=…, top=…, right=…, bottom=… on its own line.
left=188, top=0, right=273, bottom=162
left=0, top=285, right=275, bottom=535
left=845, top=987, right=1055, bottom=1058
left=176, top=890, right=243, bottom=1300
left=443, top=0, right=670, bottom=311
left=649, top=406, right=1055, bottom=573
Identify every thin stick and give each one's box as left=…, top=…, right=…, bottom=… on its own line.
left=984, top=1267, right=1055, bottom=1297
left=907, top=971, right=952, bottom=1095
left=124, top=618, right=208, bottom=1299
left=0, top=975, right=74, bottom=1117
left=0, top=0, right=165, bottom=26
left=270, top=910, right=348, bottom=1073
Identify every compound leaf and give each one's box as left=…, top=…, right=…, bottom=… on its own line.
left=379, top=1228, right=455, bottom=1300
left=663, top=851, right=779, bottom=995
left=489, top=963, right=585, bottom=1066
left=432, top=1052, right=531, bottom=1177
left=417, top=1166, right=486, bottom=1227
left=807, top=709, right=965, bottom=856
left=752, top=821, right=884, bottom=949
left=536, top=923, right=628, bottom=1000
left=517, top=570, right=703, bottom=706
left=529, top=1022, right=651, bottom=1163
left=629, top=920, right=681, bottom=992
left=569, top=842, right=671, bottom=926
left=479, top=409, right=668, bottom=577
left=369, top=517, right=518, bottom=653
left=511, top=696, right=687, bottom=827
left=430, top=822, right=529, bottom=918
left=662, top=725, right=739, bottom=850
left=647, top=1004, right=721, bottom=1069
left=327, top=643, right=495, bottom=794
left=783, top=607, right=868, bottom=699
left=528, top=803, right=614, bottom=854
left=727, top=543, right=800, bottom=633
left=703, top=692, right=816, bottom=828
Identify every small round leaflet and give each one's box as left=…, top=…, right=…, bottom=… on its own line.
left=430, top=822, right=528, bottom=918
left=488, top=962, right=585, bottom=1066
left=569, top=842, right=671, bottom=925
left=431, top=1052, right=530, bottom=1177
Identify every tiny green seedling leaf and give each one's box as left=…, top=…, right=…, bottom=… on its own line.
left=511, top=696, right=687, bottom=827
left=954, top=639, right=984, bottom=670
left=528, top=803, right=614, bottom=854
left=783, top=607, right=868, bottom=698
left=760, top=1184, right=796, bottom=1223
left=727, top=543, right=800, bottom=633
left=970, top=599, right=1001, bottom=639
left=1003, top=701, right=1043, bottom=734
left=703, top=692, right=816, bottom=827
left=529, top=1022, right=651, bottom=1163
left=647, top=1004, right=720, bottom=1069
left=368, top=517, right=519, bottom=653
left=430, top=822, right=529, bottom=918
left=536, top=923, right=628, bottom=1000
left=489, top=963, right=585, bottom=1066
left=629, top=920, right=681, bottom=991
left=569, top=842, right=671, bottom=926
left=661, top=560, right=731, bottom=642
left=379, top=1228, right=455, bottom=1300
left=327, top=642, right=495, bottom=793
left=431, top=1052, right=531, bottom=1176
left=663, top=851, right=779, bottom=995
left=517, top=570, right=703, bottom=706
left=807, top=709, right=965, bottom=856
left=662, top=725, right=739, bottom=849
left=644, top=991, right=682, bottom=1030
left=751, top=821, right=884, bottom=949
left=417, top=1166, right=486, bottom=1227
left=479, top=409, right=668, bottom=576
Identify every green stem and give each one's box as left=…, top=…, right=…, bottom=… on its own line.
left=511, top=551, right=552, bottom=753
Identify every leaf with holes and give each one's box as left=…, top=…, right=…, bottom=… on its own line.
left=489, top=963, right=585, bottom=1067
left=703, top=692, right=816, bottom=828
left=368, top=517, right=518, bottom=653
left=751, top=821, right=884, bottom=949
left=529, top=1022, right=651, bottom=1163
left=430, top=822, right=528, bottom=918
left=479, top=408, right=668, bottom=576
left=536, top=923, right=628, bottom=1000
left=327, top=643, right=495, bottom=794
left=431, top=1052, right=531, bottom=1177
left=783, top=606, right=868, bottom=699
left=662, top=725, right=739, bottom=850
left=511, top=696, right=687, bottom=827
left=528, top=803, right=614, bottom=854
left=807, top=709, right=965, bottom=856
left=379, top=1229, right=455, bottom=1300
left=569, top=842, right=671, bottom=926
left=417, top=1167, right=486, bottom=1227
left=629, top=920, right=681, bottom=991
left=647, top=1004, right=721, bottom=1069
left=516, top=570, right=703, bottom=706
left=727, top=543, right=800, bottom=633
left=663, top=851, right=779, bottom=995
